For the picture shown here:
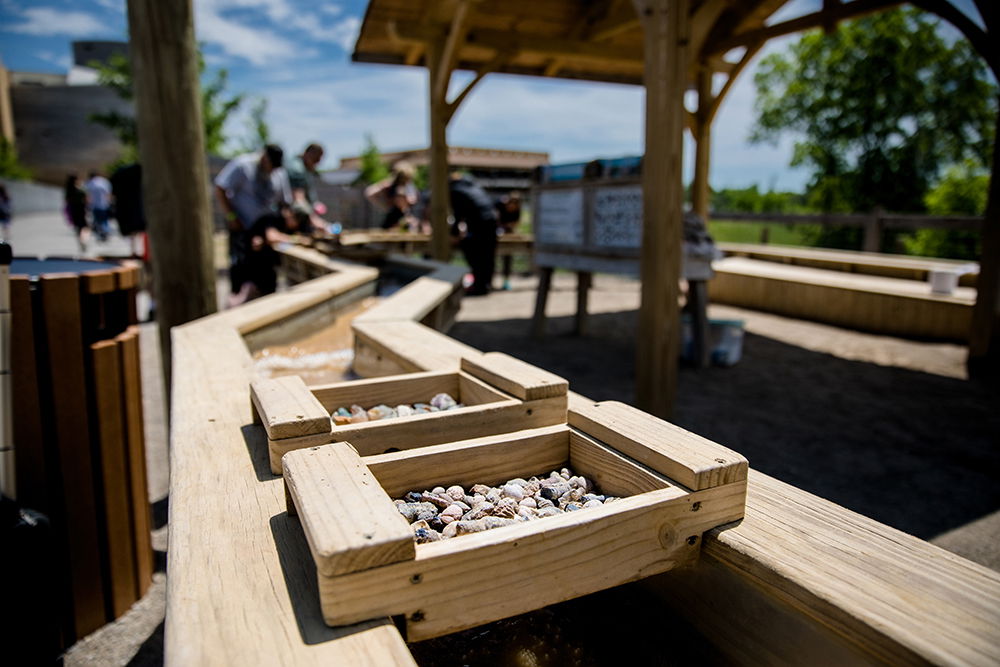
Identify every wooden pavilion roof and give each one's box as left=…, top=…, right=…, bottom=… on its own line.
left=353, top=0, right=793, bottom=87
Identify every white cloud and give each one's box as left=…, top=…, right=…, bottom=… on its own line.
left=193, top=0, right=358, bottom=66
left=195, top=1, right=300, bottom=66
left=35, top=49, right=71, bottom=70
left=6, top=7, right=107, bottom=37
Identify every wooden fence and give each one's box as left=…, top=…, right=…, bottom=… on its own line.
left=712, top=211, right=983, bottom=252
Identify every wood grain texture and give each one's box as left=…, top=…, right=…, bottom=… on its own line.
left=569, top=429, right=671, bottom=497
left=363, top=424, right=570, bottom=497
left=168, top=320, right=415, bottom=666
left=709, top=256, right=974, bottom=341
left=691, top=469, right=1000, bottom=666
left=251, top=376, right=331, bottom=440
left=269, top=395, right=568, bottom=473
left=569, top=401, right=747, bottom=490
left=352, top=320, right=484, bottom=376
left=117, top=327, right=153, bottom=597
left=461, top=352, right=568, bottom=400
left=320, top=481, right=746, bottom=640
left=284, top=443, right=415, bottom=577
left=10, top=276, right=48, bottom=513
left=91, top=339, right=139, bottom=617
left=311, top=370, right=460, bottom=412
left=40, top=273, right=106, bottom=638
left=719, top=242, right=979, bottom=286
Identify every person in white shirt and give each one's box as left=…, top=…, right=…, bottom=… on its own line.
left=214, top=144, right=292, bottom=305
left=84, top=171, right=113, bottom=241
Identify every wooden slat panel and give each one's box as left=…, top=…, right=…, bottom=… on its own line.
left=10, top=276, right=48, bottom=512
left=90, top=339, right=138, bottom=617
left=569, top=400, right=747, bottom=490
left=364, top=424, right=569, bottom=497
left=310, top=370, right=459, bottom=413
left=40, top=273, right=106, bottom=638
left=461, top=352, right=568, bottom=400
left=284, top=443, right=415, bottom=577
left=117, top=327, right=153, bottom=597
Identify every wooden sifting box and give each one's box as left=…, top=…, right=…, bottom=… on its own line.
left=252, top=353, right=568, bottom=474
left=282, top=400, right=748, bottom=642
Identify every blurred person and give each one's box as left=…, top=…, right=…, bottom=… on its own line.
left=64, top=174, right=90, bottom=253
left=449, top=172, right=499, bottom=296
left=110, top=163, right=146, bottom=258
left=365, top=161, right=419, bottom=230
left=286, top=142, right=338, bottom=236
left=214, top=144, right=292, bottom=305
left=494, top=191, right=522, bottom=290
left=84, top=171, right=113, bottom=241
left=0, top=184, right=10, bottom=242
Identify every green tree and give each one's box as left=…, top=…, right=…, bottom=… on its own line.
left=358, top=133, right=389, bottom=184
left=0, top=138, right=32, bottom=180
left=903, top=160, right=988, bottom=259
left=239, top=97, right=272, bottom=153
left=89, top=50, right=244, bottom=165
left=752, top=8, right=996, bottom=231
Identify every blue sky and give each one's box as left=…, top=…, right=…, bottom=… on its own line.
left=0, top=0, right=986, bottom=191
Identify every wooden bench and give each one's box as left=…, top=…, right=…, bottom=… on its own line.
left=709, top=256, right=974, bottom=341
left=719, top=242, right=979, bottom=287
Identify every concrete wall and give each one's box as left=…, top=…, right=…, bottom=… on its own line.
left=0, top=178, right=62, bottom=214
left=11, top=85, right=131, bottom=185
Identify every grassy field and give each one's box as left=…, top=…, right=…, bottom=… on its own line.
left=707, top=220, right=822, bottom=246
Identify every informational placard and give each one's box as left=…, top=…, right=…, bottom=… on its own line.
left=591, top=184, right=642, bottom=248
left=536, top=188, right=584, bottom=246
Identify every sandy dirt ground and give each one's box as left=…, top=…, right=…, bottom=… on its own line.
left=449, top=272, right=1000, bottom=566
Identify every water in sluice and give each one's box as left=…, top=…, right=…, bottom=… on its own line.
left=252, top=295, right=378, bottom=385
left=408, top=581, right=715, bottom=667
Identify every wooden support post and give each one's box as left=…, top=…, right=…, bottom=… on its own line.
left=862, top=209, right=883, bottom=253
left=688, top=280, right=710, bottom=368
left=692, top=66, right=712, bottom=220
left=634, top=0, right=689, bottom=418
left=428, top=38, right=452, bottom=262
left=532, top=267, right=554, bottom=339
left=968, top=108, right=1000, bottom=381
left=575, top=271, right=592, bottom=336
left=127, top=0, right=217, bottom=392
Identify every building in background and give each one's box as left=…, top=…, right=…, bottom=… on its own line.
left=1, top=42, right=131, bottom=185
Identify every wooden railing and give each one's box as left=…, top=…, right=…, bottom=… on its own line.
left=713, top=211, right=984, bottom=252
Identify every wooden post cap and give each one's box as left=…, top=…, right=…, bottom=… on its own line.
left=460, top=352, right=568, bottom=401
left=250, top=376, right=331, bottom=441
left=569, top=401, right=748, bottom=490
left=284, top=442, right=415, bottom=577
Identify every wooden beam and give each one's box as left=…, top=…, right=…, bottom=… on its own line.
left=587, top=0, right=641, bottom=41
left=968, top=108, right=1000, bottom=380
left=404, top=43, right=424, bottom=66
left=690, top=0, right=728, bottom=56
left=396, top=23, right=643, bottom=63
left=427, top=38, right=452, bottom=263
left=634, top=0, right=690, bottom=418
left=127, top=0, right=217, bottom=391
left=433, top=0, right=472, bottom=103
left=708, top=0, right=901, bottom=54
left=909, top=0, right=996, bottom=78
left=706, top=42, right=762, bottom=122
left=691, top=66, right=712, bottom=220
left=444, top=48, right=512, bottom=123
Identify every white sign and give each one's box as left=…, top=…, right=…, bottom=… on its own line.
left=536, top=189, right=584, bottom=246
left=591, top=184, right=642, bottom=248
